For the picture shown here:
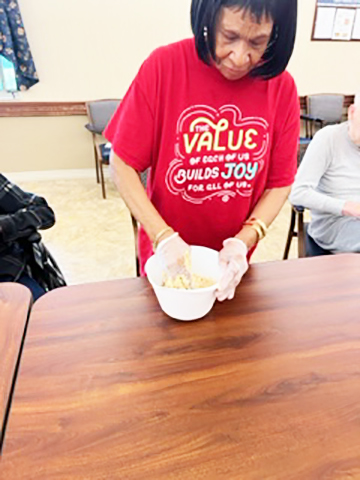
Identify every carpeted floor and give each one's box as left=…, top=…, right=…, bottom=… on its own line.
left=14, top=175, right=299, bottom=285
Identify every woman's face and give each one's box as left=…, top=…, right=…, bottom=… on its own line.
left=214, top=7, right=274, bottom=81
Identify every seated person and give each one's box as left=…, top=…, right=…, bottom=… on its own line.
left=289, top=93, right=360, bottom=253
left=0, top=174, right=55, bottom=300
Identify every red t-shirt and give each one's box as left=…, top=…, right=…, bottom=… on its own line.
left=104, top=38, right=300, bottom=275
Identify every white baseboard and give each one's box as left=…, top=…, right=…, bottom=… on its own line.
left=5, top=168, right=110, bottom=183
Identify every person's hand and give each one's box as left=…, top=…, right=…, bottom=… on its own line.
left=342, top=201, right=360, bottom=218
left=216, top=238, right=248, bottom=302
left=156, top=232, right=190, bottom=278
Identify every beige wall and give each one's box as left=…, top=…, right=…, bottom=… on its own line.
left=289, top=2, right=360, bottom=95
left=1, top=0, right=359, bottom=173
left=0, top=116, right=93, bottom=172
left=16, top=0, right=193, bottom=102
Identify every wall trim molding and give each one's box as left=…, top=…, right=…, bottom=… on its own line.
left=0, top=96, right=355, bottom=118
left=0, top=101, right=86, bottom=117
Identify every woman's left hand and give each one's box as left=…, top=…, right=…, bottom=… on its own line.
left=216, top=238, right=248, bottom=302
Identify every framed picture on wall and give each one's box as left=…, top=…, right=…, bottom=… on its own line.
left=353, top=8, right=360, bottom=38
left=312, top=0, right=360, bottom=40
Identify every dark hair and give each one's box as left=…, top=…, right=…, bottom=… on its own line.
left=191, top=0, right=297, bottom=79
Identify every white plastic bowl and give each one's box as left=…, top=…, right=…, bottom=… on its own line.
left=145, top=246, right=220, bottom=321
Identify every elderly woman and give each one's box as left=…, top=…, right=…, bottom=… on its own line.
left=105, top=0, right=299, bottom=301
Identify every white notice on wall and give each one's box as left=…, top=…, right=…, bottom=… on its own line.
left=314, top=7, right=336, bottom=38
left=332, top=8, right=356, bottom=40
left=352, top=8, right=360, bottom=38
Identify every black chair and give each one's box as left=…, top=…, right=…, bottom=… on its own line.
left=304, top=223, right=332, bottom=257
left=298, top=94, right=345, bottom=164
left=283, top=205, right=332, bottom=259
left=85, top=99, right=121, bottom=199
left=299, top=114, right=323, bottom=163
left=307, top=94, right=344, bottom=126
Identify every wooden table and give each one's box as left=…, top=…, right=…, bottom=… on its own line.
left=0, top=283, right=32, bottom=451
left=2, top=254, right=360, bottom=479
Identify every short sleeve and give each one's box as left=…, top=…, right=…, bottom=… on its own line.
left=103, top=55, right=157, bottom=172
left=266, top=73, right=300, bottom=189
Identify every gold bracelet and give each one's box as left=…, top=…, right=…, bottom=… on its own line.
left=251, top=218, right=267, bottom=237
left=244, top=217, right=268, bottom=234
left=243, top=222, right=265, bottom=241
left=243, top=217, right=268, bottom=241
left=246, top=223, right=263, bottom=241
left=153, top=226, right=174, bottom=251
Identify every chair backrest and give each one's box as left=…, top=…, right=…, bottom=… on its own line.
left=86, top=99, right=121, bottom=135
left=307, top=94, right=344, bottom=124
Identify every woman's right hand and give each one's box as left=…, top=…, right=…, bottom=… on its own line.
left=155, top=232, right=190, bottom=278
left=216, top=238, right=249, bottom=302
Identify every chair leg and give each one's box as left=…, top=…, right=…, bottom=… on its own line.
left=93, top=136, right=100, bottom=184
left=99, top=161, right=106, bottom=199
left=297, top=212, right=306, bottom=258
left=95, top=154, right=100, bottom=184
left=283, top=209, right=296, bottom=260
left=131, top=216, right=140, bottom=277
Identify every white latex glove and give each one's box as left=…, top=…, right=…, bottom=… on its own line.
left=216, top=238, right=248, bottom=302
left=156, top=232, right=191, bottom=278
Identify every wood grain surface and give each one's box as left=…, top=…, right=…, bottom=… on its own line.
left=1, top=255, right=360, bottom=479
left=0, top=102, right=86, bottom=117
left=0, top=96, right=355, bottom=117
left=0, top=283, right=32, bottom=450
